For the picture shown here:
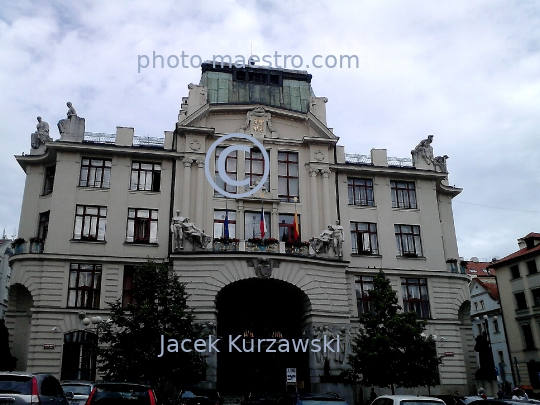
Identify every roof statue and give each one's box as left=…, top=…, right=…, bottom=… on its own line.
left=411, top=135, right=449, bottom=172
left=30, top=116, right=52, bottom=149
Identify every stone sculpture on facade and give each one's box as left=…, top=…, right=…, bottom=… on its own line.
left=313, top=325, right=323, bottom=363
left=336, top=327, right=349, bottom=363
left=433, top=154, right=449, bottom=173
left=58, top=101, right=85, bottom=142
left=309, top=225, right=333, bottom=254
left=331, top=221, right=344, bottom=258
left=181, top=218, right=212, bottom=250
left=30, top=116, right=52, bottom=149
left=411, top=134, right=434, bottom=166
left=170, top=210, right=187, bottom=251
left=239, top=106, right=278, bottom=137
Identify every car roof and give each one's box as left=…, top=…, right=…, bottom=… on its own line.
left=0, top=372, right=55, bottom=378
left=95, top=382, right=152, bottom=388
left=61, top=381, right=94, bottom=385
left=378, top=396, right=446, bottom=402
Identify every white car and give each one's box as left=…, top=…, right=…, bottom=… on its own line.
left=372, top=395, right=446, bottom=405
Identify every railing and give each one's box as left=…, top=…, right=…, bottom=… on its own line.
left=83, top=132, right=116, bottom=144
left=345, top=153, right=413, bottom=167
left=133, top=136, right=165, bottom=148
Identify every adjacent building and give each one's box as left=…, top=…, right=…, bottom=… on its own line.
left=0, top=239, right=13, bottom=318
left=490, top=233, right=540, bottom=392
left=7, top=63, right=473, bottom=398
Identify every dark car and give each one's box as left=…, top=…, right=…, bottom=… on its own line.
left=61, top=380, right=94, bottom=405
left=0, top=372, right=69, bottom=405
left=178, top=389, right=221, bottom=405
left=86, top=382, right=158, bottom=405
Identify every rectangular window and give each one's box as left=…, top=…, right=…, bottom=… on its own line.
left=213, top=210, right=237, bottom=238
left=73, top=205, right=107, bottom=241
left=130, top=162, right=161, bottom=192
left=532, top=288, right=540, bottom=307
left=355, top=276, right=375, bottom=315
left=474, top=302, right=479, bottom=311
left=245, top=211, right=271, bottom=239
left=395, top=224, right=423, bottom=257
left=279, top=214, right=300, bottom=242
left=493, top=318, right=500, bottom=333
left=38, top=211, right=50, bottom=241
left=477, top=323, right=483, bottom=335
left=527, top=260, right=538, bottom=275
left=522, top=324, right=535, bottom=350
left=350, top=222, right=379, bottom=255
left=510, top=265, right=521, bottom=279
left=391, top=180, right=417, bottom=209
left=348, top=178, right=374, bottom=206
left=245, top=149, right=269, bottom=192
left=42, top=165, right=55, bottom=196
left=67, top=263, right=102, bottom=309
left=278, top=152, right=299, bottom=202
left=401, top=278, right=431, bottom=319
left=214, top=148, right=237, bottom=197
left=122, top=266, right=135, bottom=308
left=126, top=208, right=158, bottom=243
left=480, top=300, right=485, bottom=309
left=79, top=158, right=112, bottom=188
left=515, top=291, right=528, bottom=310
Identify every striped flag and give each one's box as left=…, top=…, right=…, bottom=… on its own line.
left=260, top=208, right=267, bottom=238
left=293, top=208, right=299, bottom=240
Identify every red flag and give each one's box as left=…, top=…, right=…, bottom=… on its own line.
left=260, top=208, right=267, bottom=238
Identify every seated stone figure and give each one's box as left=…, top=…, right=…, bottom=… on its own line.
left=31, top=116, right=52, bottom=149
left=181, top=218, right=211, bottom=249
left=310, top=226, right=334, bottom=254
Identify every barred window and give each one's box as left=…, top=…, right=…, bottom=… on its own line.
left=79, top=158, right=111, bottom=188
left=355, top=276, right=375, bottom=315
left=401, top=278, right=431, bottom=319
left=395, top=224, right=423, bottom=257
left=350, top=222, right=379, bottom=254
left=126, top=208, right=158, bottom=243
left=348, top=178, right=374, bottom=206
left=278, top=152, right=299, bottom=202
left=391, top=180, right=417, bottom=209
left=73, top=205, right=107, bottom=241
left=130, top=162, right=161, bottom=192
left=67, top=263, right=102, bottom=309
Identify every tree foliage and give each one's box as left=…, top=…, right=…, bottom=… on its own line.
left=98, top=260, right=205, bottom=389
left=348, top=271, right=441, bottom=393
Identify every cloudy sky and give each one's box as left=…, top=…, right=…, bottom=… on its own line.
left=1, top=0, right=539, bottom=261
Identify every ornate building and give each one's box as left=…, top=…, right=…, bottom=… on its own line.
left=7, top=63, right=473, bottom=400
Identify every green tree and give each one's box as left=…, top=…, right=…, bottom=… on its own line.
left=348, top=271, right=441, bottom=394
left=98, top=260, right=205, bottom=393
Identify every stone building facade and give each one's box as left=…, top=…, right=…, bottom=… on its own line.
left=490, top=233, right=540, bottom=392
left=8, top=63, right=473, bottom=398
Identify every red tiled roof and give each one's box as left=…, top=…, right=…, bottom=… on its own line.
left=465, top=261, right=495, bottom=276
left=491, top=243, right=540, bottom=267
left=472, top=278, right=500, bottom=301
left=524, top=232, right=540, bottom=239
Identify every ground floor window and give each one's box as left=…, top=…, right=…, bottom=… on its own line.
left=401, top=277, right=431, bottom=319
left=60, top=330, right=97, bottom=381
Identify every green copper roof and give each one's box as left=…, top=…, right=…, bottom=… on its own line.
left=200, top=62, right=315, bottom=113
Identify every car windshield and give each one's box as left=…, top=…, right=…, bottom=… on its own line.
left=91, top=385, right=151, bottom=404
left=0, top=375, right=32, bottom=395
left=62, top=384, right=92, bottom=395
left=402, top=401, right=444, bottom=405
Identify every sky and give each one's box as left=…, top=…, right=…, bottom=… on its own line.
left=1, top=0, right=539, bottom=261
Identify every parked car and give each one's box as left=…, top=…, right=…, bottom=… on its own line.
left=0, top=372, right=69, bottom=405
left=178, top=389, right=221, bottom=405
left=295, top=393, right=349, bottom=405
left=179, top=388, right=223, bottom=405
left=61, top=380, right=94, bottom=405
left=371, top=395, right=446, bottom=405
left=85, top=382, right=158, bottom=405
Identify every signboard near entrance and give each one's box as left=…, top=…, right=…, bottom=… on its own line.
left=286, top=368, right=297, bottom=383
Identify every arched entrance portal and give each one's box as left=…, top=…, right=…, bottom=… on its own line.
left=216, top=278, right=311, bottom=394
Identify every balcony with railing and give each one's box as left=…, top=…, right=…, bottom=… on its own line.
left=83, top=132, right=165, bottom=149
